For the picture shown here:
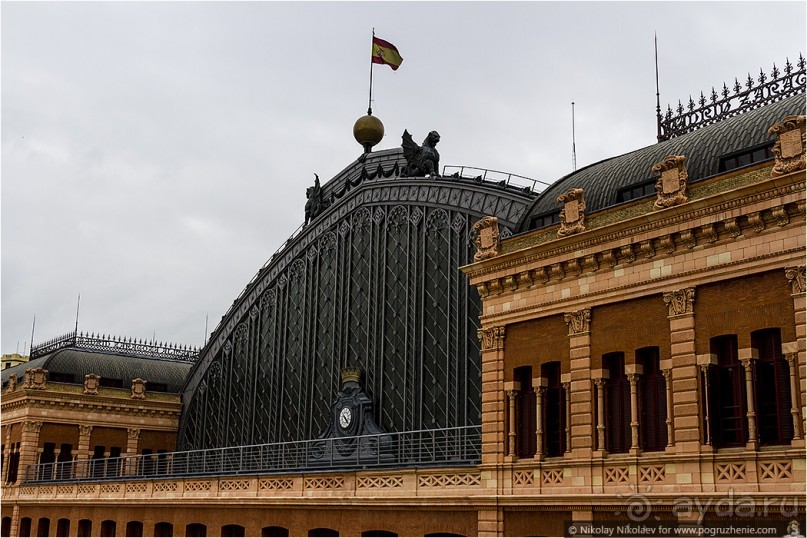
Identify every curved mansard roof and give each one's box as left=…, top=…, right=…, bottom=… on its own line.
left=1, top=348, right=191, bottom=393
left=517, top=93, right=806, bottom=232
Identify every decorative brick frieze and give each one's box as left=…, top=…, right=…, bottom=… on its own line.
left=541, top=469, right=563, bottom=486
left=512, top=470, right=534, bottom=487
left=77, top=484, right=97, bottom=495
left=564, top=309, right=591, bottom=336
left=473, top=216, right=501, bottom=262
left=769, top=115, right=806, bottom=177
left=100, top=484, right=121, bottom=494
left=259, top=478, right=293, bottom=491
left=153, top=482, right=178, bottom=492
left=418, top=473, right=480, bottom=488
left=652, top=155, right=689, bottom=209
left=357, top=475, right=404, bottom=489
left=639, top=465, right=665, bottom=484
left=759, top=461, right=793, bottom=481
left=126, top=483, right=148, bottom=493
left=715, top=463, right=747, bottom=482
left=604, top=467, right=629, bottom=484
left=557, top=188, right=586, bottom=236
left=220, top=479, right=250, bottom=491
left=663, top=288, right=695, bottom=317
left=305, top=476, right=344, bottom=490
left=183, top=481, right=212, bottom=492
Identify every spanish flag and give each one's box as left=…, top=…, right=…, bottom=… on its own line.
left=371, top=36, right=403, bottom=71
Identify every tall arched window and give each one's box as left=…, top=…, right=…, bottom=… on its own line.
left=36, top=518, right=50, bottom=538
left=186, top=523, right=207, bottom=538
left=542, top=362, right=565, bottom=457
left=605, top=353, right=630, bottom=453
left=77, top=519, right=92, bottom=537
left=638, top=347, right=667, bottom=451
left=709, top=335, right=746, bottom=447
left=262, top=527, right=289, bottom=538
left=514, top=366, right=536, bottom=458
left=19, top=517, right=31, bottom=537
left=126, top=521, right=144, bottom=537
left=154, top=522, right=173, bottom=537
left=100, top=520, right=117, bottom=537
left=56, top=518, right=71, bottom=537
left=308, top=529, right=339, bottom=537
left=753, top=328, right=793, bottom=445
left=222, top=525, right=245, bottom=537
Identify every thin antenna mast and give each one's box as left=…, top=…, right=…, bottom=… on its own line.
left=367, top=28, right=375, bottom=115
left=571, top=102, right=577, bottom=172
left=204, top=313, right=209, bottom=345
left=655, top=32, right=663, bottom=142
left=74, top=294, right=81, bottom=334
left=29, top=315, right=36, bottom=355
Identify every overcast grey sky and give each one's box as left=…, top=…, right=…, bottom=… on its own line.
left=2, top=1, right=805, bottom=355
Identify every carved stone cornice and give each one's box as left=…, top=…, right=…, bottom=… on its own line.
left=564, top=309, right=591, bottom=336
left=769, top=115, right=806, bottom=178
left=465, top=179, right=804, bottom=281
left=652, top=155, right=689, bottom=209
left=785, top=266, right=806, bottom=295
left=478, top=326, right=505, bottom=352
left=663, top=288, right=695, bottom=317
left=557, top=189, right=586, bottom=237
left=473, top=216, right=501, bottom=262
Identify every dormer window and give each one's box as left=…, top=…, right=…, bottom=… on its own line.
left=616, top=179, right=656, bottom=203
left=529, top=211, right=560, bottom=230
left=718, top=143, right=774, bottom=172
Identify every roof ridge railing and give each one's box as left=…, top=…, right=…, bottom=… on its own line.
left=30, top=331, right=199, bottom=362
left=657, top=54, right=806, bottom=142
left=441, top=165, right=550, bottom=194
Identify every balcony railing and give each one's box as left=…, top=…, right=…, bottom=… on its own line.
left=30, top=331, right=199, bottom=362
left=23, top=426, right=481, bottom=483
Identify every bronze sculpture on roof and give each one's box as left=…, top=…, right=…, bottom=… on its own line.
left=401, top=130, right=440, bottom=177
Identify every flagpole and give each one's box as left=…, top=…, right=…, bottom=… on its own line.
left=368, top=28, right=375, bottom=115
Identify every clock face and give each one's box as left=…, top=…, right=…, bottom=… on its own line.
left=338, top=406, right=352, bottom=429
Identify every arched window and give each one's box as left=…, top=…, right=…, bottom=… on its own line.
left=186, top=523, right=207, bottom=537
left=542, top=361, right=565, bottom=457
left=126, top=521, right=144, bottom=537
left=514, top=366, right=535, bottom=458
left=77, top=519, right=92, bottom=537
left=709, top=335, right=746, bottom=447
left=36, top=517, right=50, bottom=537
left=222, top=524, right=245, bottom=537
left=154, top=522, right=174, bottom=537
left=605, top=352, right=630, bottom=453
left=638, top=347, right=667, bottom=452
left=56, top=518, right=71, bottom=537
left=19, top=517, right=32, bottom=537
left=262, top=526, right=289, bottom=537
left=308, top=529, right=339, bottom=537
left=362, top=531, right=397, bottom=537
left=753, top=328, right=793, bottom=445
left=100, top=520, right=117, bottom=537
left=2, top=517, right=12, bottom=537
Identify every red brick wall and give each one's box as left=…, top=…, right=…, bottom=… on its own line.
left=590, top=295, right=670, bottom=368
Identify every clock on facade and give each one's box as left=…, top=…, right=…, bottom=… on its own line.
left=339, top=406, right=352, bottom=429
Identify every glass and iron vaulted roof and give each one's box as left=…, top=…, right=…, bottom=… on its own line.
left=517, top=92, right=806, bottom=232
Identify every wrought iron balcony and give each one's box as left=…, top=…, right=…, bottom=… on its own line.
left=23, top=426, right=481, bottom=483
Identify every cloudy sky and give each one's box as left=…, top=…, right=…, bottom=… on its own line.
left=2, top=1, right=805, bottom=355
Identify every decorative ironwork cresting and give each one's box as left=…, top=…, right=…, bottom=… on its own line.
left=657, top=55, right=806, bottom=141
left=30, top=331, right=199, bottom=362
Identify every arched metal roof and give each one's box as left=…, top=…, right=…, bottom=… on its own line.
left=1, top=348, right=190, bottom=393
left=517, top=93, right=806, bottom=232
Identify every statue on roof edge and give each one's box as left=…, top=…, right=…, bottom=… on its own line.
left=304, top=174, right=326, bottom=227
left=401, top=130, right=440, bottom=177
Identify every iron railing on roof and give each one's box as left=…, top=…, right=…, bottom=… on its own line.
left=442, top=165, right=550, bottom=194
left=657, top=54, right=806, bottom=141
left=23, top=425, right=481, bottom=483
left=30, top=331, right=199, bottom=362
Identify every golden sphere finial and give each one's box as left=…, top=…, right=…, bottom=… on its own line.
left=353, top=114, right=384, bottom=153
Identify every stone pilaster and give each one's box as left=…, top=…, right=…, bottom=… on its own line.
left=534, top=384, right=546, bottom=461
left=76, top=425, right=93, bottom=478
left=784, top=352, right=803, bottom=442
left=561, top=377, right=572, bottom=455
left=2, top=427, right=11, bottom=483
left=593, top=377, right=608, bottom=454
left=126, top=428, right=141, bottom=476
left=17, top=420, right=42, bottom=484
left=564, top=308, right=593, bottom=457
left=627, top=373, right=641, bottom=455
left=663, top=369, right=674, bottom=450
left=505, top=386, right=519, bottom=461
left=477, top=508, right=503, bottom=537
left=739, top=355, right=759, bottom=450
left=478, top=325, right=506, bottom=465
left=664, top=287, right=700, bottom=453
left=785, top=266, right=806, bottom=440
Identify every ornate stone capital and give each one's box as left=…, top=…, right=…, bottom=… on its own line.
left=83, top=374, right=101, bottom=395
left=652, top=155, right=689, bottom=209
left=784, top=352, right=798, bottom=368
left=534, top=386, right=547, bottom=397
left=663, top=288, right=695, bottom=317
left=564, top=308, right=591, bottom=336
left=769, top=115, right=806, bottom=177
left=627, top=373, right=639, bottom=385
left=478, top=325, right=505, bottom=352
left=127, top=428, right=141, bottom=441
left=739, top=357, right=755, bottom=370
left=557, top=188, right=586, bottom=236
left=472, top=216, right=501, bottom=262
left=593, top=378, right=607, bottom=389
left=785, top=266, right=806, bottom=295
left=22, top=368, right=48, bottom=390
left=22, top=421, right=43, bottom=434
left=78, top=425, right=93, bottom=438
left=130, top=378, right=147, bottom=399
left=662, top=369, right=672, bottom=382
